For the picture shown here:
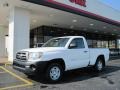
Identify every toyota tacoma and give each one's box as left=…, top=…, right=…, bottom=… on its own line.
left=13, top=36, right=109, bottom=82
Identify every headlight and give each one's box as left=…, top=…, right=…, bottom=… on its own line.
left=28, top=52, right=43, bottom=60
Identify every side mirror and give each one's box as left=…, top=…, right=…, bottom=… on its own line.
left=69, top=43, right=77, bottom=49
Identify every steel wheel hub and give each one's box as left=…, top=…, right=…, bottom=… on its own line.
left=50, top=66, right=61, bottom=80
left=98, top=61, right=103, bottom=70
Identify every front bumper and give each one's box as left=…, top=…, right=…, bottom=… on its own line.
left=13, top=60, right=48, bottom=75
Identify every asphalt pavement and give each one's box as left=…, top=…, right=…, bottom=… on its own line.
left=0, top=59, right=120, bottom=90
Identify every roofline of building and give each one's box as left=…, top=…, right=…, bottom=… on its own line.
left=22, top=0, right=120, bottom=27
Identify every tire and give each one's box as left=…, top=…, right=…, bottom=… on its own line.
left=94, top=58, right=105, bottom=72
left=27, top=74, right=35, bottom=78
left=45, top=63, right=63, bottom=83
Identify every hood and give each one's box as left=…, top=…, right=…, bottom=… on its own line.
left=20, top=47, right=66, bottom=52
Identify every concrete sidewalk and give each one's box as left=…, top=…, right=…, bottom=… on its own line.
left=0, top=58, right=9, bottom=65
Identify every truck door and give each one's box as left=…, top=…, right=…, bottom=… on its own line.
left=67, top=38, right=89, bottom=70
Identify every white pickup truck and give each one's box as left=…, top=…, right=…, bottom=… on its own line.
left=13, top=36, right=109, bottom=82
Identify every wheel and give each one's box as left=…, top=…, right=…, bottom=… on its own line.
left=94, top=58, right=105, bottom=72
left=45, top=63, right=63, bottom=83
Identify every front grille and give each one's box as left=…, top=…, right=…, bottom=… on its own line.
left=16, top=52, right=28, bottom=60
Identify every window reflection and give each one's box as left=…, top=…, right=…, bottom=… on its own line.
left=87, top=40, right=115, bottom=48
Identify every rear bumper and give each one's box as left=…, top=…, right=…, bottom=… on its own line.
left=13, top=60, right=48, bottom=75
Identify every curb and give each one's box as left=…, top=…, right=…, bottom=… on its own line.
left=0, top=62, right=12, bottom=67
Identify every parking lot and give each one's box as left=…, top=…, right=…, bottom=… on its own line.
left=0, top=59, right=120, bottom=90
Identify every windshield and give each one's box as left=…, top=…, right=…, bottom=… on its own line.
left=42, top=38, right=69, bottom=47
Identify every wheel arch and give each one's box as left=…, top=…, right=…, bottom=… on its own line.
left=46, top=58, right=66, bottom=71
left=96, top=55, right=105, bottom=66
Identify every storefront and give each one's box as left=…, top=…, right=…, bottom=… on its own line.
left=30, top=26, right=117, bottom=49
left=0, top=0, right=120, bottom=62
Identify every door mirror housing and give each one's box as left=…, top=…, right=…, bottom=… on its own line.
left=69, top=43, right=77, bottom=49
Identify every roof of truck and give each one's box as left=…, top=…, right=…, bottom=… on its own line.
left=58, top=36, right=84, bottom=38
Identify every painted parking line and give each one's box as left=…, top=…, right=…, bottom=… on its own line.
left=0, top=66, right=33, bottom=90
left=1, top=84, right=31, bottom=90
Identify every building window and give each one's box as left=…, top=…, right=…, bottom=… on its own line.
left=109, top=40, right=116, bottom=49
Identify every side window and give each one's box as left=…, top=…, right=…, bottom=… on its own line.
left=70, top=38, right=85, bottom=49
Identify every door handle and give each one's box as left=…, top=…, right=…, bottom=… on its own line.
left=84, top=51, right=88, bottom=53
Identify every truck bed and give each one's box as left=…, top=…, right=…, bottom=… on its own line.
left=89, top=48, right=109, bottom=65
